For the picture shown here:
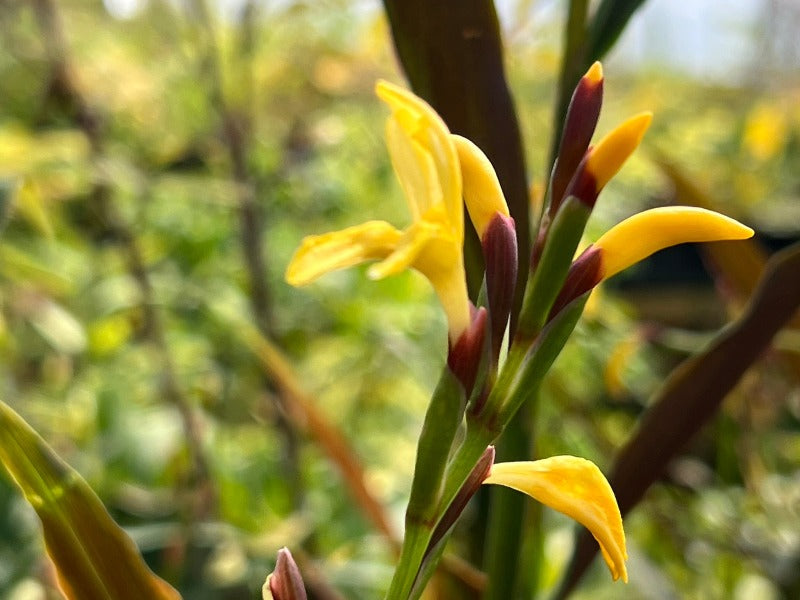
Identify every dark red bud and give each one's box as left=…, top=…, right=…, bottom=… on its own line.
left=427, top=446, right=495, bottom=551
left=267, top=548, right=307, bottom=600
left=562, top=150, right=600, bottom=209
left=548, top=245, right=603, bottom=321
left=482, top=213, right=518, bottom=364
left=448, top=306, right=487, bottom=397
left=550, top=69, right=604, bottom=215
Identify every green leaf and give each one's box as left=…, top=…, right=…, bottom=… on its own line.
left=0, top=400, right=180, bottom=600
left=586, top=0, right=649, bottom=63
left=554, top=242, right=800, bottom=599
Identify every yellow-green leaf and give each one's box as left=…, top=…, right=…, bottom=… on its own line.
left=0, top=400, right=180, bottom=600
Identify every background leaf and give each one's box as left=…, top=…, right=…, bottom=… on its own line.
left=586, top=0, right=649, bottom=64
left=0, top=400, right=180, bottom=600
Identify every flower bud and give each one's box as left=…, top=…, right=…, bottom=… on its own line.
left=548, top=207, right=754, bottom=321
left=447, top=306, right=487, bottom=397
left=263, top=548, right=307, bottom=600
left=482, top=212, right=518, bottom=363
left=484, top=456, right=628, bottom=582
left=550, top=62, right=604, bottom=214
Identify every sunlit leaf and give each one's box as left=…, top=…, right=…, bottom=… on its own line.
left=0, top=400, right=181, bottom=600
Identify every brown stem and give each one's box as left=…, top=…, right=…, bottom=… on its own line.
left=31, top=0, right=216, bottom=519
left=186, top=0, right=303, bottom=502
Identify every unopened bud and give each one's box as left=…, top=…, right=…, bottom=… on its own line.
left=447, top=306, right=488, bottom=397
left=564, top=112, right=652, bottom=208
left=428, top=446, right=495, bottom=551
left=263, top=548, right=307, bottom=600
left=548, top=246, right=603, bottom=321
left=550, top=62, right=604, bottom=214
left=482, top=213, right=518, bottom=363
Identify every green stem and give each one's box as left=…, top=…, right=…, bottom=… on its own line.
left=481, top=405, right=529, bottom=599
left=385, top=368, right=466, bottom=599
left=406, top=369, right=465, bottom=522
left=387, top=423, right=497, bottom=599
left=517, top=198, right=591, bottom=340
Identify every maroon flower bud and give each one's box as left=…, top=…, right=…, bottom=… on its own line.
left=550, top=62, right=604, bottom=216
left=482, top=213, right=518, bottom=364
left=264, top=547, right=307, bottom=600
left=447, top=306, right=488, bottom=397
left=548, top=245, right=603, bottom=321
left=428, top=446, right=495, bottom=551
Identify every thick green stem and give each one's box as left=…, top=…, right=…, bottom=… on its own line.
left=385, top=368, right=467, bottom=599
left=406, top=369, right=465, bottom=523
left=387, top=424, right=497, bottom=599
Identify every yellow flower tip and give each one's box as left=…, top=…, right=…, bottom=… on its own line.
left=587, top=111, right=653, bottom=191
left=451, top=134, right=510, bottom=238
left=596, top=206, right=754, bottom=281
left=284, top=221, right=402, bottom=288
left=483, top=456, right=628, bottom=583
left=584, top=61, right=603, bottom=85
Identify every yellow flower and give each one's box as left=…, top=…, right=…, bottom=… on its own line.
left=285, top=80, right=471, bottom=343
left=551, top=207, right=755, bottom=319
left=594, top=206, right=754, bottom=280
left=483, top=456, right=628, bottom=582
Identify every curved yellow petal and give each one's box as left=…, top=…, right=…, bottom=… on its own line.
left=385, top=117, right=441, bottom=222
left=586, top=112, right=652, bottom=191
left=376, top=80, right=462, bottom=239
left=484, top=456, right=628, bottom=582
left=285, top=221, right=401, bottom=286
left=369, top=213, right=470, bottom=342
left=596, top=206, right=755, bottom=280
left=451, top=134, right=510, bottom=239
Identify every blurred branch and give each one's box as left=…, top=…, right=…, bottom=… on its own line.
left=31, top=0, right=215, bottom=519
left=185, top=0, right=306, bottom=506
left=188, top=0, right=273, bottom=335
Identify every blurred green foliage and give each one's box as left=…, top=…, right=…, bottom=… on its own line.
left=0, top=1, right=798, bottom=598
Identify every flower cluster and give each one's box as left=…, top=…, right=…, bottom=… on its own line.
left=284, top=63, right=753, bottom=589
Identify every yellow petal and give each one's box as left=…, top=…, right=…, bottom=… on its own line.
left=385, top=117, right=441, bottom=221
left=376, top=80, right=462, bottom=239
left=369, top=214, right=470, bottom=342
left=451, top=135, right=510, bottom=239
left=586, top=112, right=652, bottom=191
left=484, top=456, right=628, bottom=582
left=595, top=206, right=755, bottom=280
left=285, top=221, right=401, bottom=286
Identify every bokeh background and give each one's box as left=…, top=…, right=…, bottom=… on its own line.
left=0, top=1, right=799, bottom=598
